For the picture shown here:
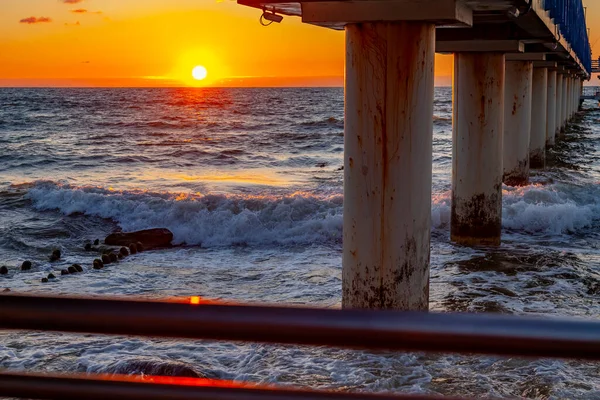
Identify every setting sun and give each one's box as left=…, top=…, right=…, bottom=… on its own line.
left=192, top=66, right=208, bottom=81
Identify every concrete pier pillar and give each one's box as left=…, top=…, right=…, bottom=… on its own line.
left=571, top=77, right=576, bottom=117
left=530, top=67, right=547, bottom=169
left=546, top=69, right=557, bottom=147
left=577, top=78, right=583, bottom=111
left=574, top=78, right=580, bottom=113
left=561, top=74, right=568, bottom=130
left=343, top=22, right=434, bottom=311
left=566, top=77, right=572, bottom=121
left=452, top=52, right=504, bottom=246
left=556, top=74, right=563, bottom=137
left=503, top=61, right=533, bottom=185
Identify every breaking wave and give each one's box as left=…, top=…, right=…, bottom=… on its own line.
left=23, top=180, right=600, bottom=248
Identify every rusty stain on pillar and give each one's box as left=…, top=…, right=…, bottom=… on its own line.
left=451, top=52, right=504, bottom=247
left=530, top=67, right=547, bottom=169
left=503, top=60, right=533, bottom=186
left=343, top=22, right=434, bottom=311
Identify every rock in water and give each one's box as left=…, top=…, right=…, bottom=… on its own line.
left=93, top=239, right=100, bottom=245
left=93, top=259, right=104, bottom=270
left=136, top=242, right=144, bottom=252
left=48, top=273, right=56, bottom=279
left=128, top=244, right=137, bottom=254
left=108, top=253, right=118, bottom=263
left=104, top=228, right=173, bottom=250
left=68, top=266, right=77, bottom=274
left=50, top=249, right=61, bottom=262
left=119, top=247, right=129, bottom=257
left=21, top=261, right=32, bottom=271
left=84, top=243, right=92, bottom=251
left=61, top=269, right=69, bottom=275
left=41, top=278, right=48, bottom=283
left=73, top=264, right=83, bottom=272
left=0, top=266, right=8, bottom=275
left=101, top=254, right=111, bottom=265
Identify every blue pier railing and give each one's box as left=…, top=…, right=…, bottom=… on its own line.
left=544, top=0, right=592, bottom=74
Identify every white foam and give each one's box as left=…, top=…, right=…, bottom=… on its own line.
left=502, top=184, right=600, bottom=233
left=25, top=183, right=344, bottom=247
left=24, top=181, right=600, bottom=247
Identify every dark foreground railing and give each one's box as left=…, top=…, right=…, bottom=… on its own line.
left=1, top=293, right=600, bottom=399
left=0, top=371, right=459, bottom=400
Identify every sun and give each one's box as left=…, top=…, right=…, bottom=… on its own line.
left=192, top=65, right=208, bottom=81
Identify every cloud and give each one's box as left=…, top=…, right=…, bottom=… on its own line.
left=19, top=16, right=52, bottom=24
left=62, top=0, right=83, bottom=4
left=65, top=21, right=81, bottom=26
left=71, top=8, right=103, bottom=15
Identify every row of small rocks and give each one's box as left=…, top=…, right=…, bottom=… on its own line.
left=0, top=239, right=146, bottom=283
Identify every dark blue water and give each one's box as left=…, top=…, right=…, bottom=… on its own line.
left=0, top=87, right=599, bottom=398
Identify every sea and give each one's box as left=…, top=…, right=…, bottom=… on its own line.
left=0, top=87, right=599, bottom=399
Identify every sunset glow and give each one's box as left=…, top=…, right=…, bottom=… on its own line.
left=0, top=0, right=598, bottom=86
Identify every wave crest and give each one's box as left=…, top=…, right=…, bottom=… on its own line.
left=25, top=183, right=344, bottom=247
left=23, top=181, right=600, bottom=247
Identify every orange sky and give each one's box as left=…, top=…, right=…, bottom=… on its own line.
left=0, top=0, right=598, bottom=87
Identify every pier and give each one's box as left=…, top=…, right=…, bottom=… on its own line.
left=1, top=2, right=598, bottom=400
left=239, top=0, right=591, bottom=310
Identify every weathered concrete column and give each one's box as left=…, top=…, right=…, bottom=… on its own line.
left=503, top=61, right=532, bottom=185
left=561, top=74, right=568, bottom=130
left=546, top=69, right=557, bottom=147
left=577, top=78, right=583, bottom=111
left=343, top=22, right=434, bottom=311
left=571, top=77, right=576, bottom=117
left=575, top=78, right=583, bottom=113
left=452, top=52, right=504, bottom=246
left=556, top=73, right=563, bottom=137
left=530, top=67, right=547, bottom=168
left=566, top=76, right=572, bottom=121
left=574, top=78, right=580, bottom=113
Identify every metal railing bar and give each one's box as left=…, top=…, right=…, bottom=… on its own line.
left=1, top=294, right=600, bottom=360
left=0, top=371, right=462, bottom=400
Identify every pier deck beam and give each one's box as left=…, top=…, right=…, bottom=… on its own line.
left=343, top=22, right=434, bottom=311
left=452, top=52, right=504, bottom=246
left=556, top=74, right=564, bottom=138
left=546, top=69, right=557, bottom=147
left=503, top=60, right=533, bottom=186
left=530, top=67, right=548, bottom=169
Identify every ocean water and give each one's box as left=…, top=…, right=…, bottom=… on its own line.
left=0, top=87, right=599, bottom=399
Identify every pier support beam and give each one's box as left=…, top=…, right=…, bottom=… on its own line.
left=503, top=61, right=532, bottom=185
left=561, top=74, right=568, bottom=131
left=546, top=69, right=557, bottom=147
left=556, top=74, right=563, bottom=137
left=574, top=78, right=581, bottom=113
left=530, top=67, right=547, bottom=169
left=452, top=52, right=504, bottom=246
left=343, top=22, right=434, bottom=311
left=577, top=78, right=583, bottom=111
left=571, top=77, right=575, bottom=118
left=566, top=77, right=572, bottom=121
